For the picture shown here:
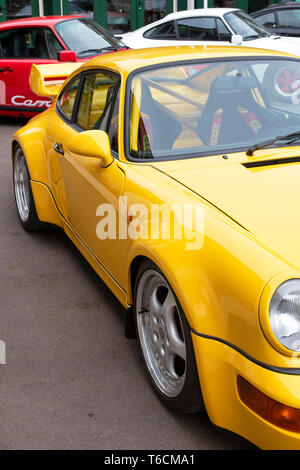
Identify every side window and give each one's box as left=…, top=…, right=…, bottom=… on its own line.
left=177, top=17, right=219, bottom=41
left=76, top=71, right=120, bottom=138
left=277, top=9, right=300, bottom=29
left=45, top=29, right=63, bottom=60
left=216, top=19, right=231, bottom=41
left=108, top=88, right=120, bottom=154
left=254, top=12, right=276, bottom=28
left=0, top=28, right=49, bottom=59
left=58, top=75, right=81, bottom=121
left=144, top=21, right=177, bottom=39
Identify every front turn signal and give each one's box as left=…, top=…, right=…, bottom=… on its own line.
left=237, top=376, right=300, bottom=433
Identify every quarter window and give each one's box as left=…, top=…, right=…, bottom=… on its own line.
left=277, top=9, right=300, bottom=29
left=44, top=29, right=63, bottom=59
left=216, top=19, right=232, bottom=41
left=144, top=21, right=177, bottom=39
left=59, top=76, right=81, bottom=121
left=254, top=12, right=276, bottom=28
left=177, top=17, right=219, bottom=41
left=76, top=71, right=120, bottom=151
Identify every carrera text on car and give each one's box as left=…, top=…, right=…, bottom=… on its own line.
left=0, top=15, right=125, bottom=117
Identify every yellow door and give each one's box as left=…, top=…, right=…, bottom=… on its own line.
left=55, top=69, right=125, bottom=283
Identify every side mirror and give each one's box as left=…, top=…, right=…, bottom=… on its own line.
left=68, top=130, right=114, bottom=168
left=231, top=34, right=243, bottom=46
left=58, top=50, right=77, bottom=62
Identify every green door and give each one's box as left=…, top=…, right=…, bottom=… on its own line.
left=142, top=0, right=173, bottom=29
left=95, top=0, right=173, bottom=34
left=0, top=0, right=6, bottom=22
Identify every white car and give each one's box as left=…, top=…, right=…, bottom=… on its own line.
left=120, top=7, right=300, bottom=56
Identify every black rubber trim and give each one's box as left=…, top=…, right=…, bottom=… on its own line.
left=191, top=328, right=300, bottom=376
left=0, top=105, right=45, bottom=113
left=151, top=164, right=251, bottom=233
left=243, top=156, right=300, bottom=168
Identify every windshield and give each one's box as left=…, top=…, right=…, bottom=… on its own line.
left=128, top=58, right=300, bottom=160
left=55, top=18, right=124, bottom=57
left=224, top=10, right=271, bottom=40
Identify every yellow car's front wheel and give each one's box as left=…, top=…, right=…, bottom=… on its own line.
left=134, top=260, right=203, bottom=414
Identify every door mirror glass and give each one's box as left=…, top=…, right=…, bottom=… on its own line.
left=68, top=130, right=113, bottom=168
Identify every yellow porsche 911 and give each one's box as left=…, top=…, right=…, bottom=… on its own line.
left=11, top=46, right=300, bottom=449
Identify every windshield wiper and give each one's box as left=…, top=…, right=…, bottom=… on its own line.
left=77, top=46, right=118, bottom=56
left=243, top=33, right=269, bottom=40
left=246, top=131, right=300, bottom=156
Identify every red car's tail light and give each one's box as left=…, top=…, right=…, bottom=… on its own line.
left=237, top=375, right=300, bottom=433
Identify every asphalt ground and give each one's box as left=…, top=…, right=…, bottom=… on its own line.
left=0, top=116, right=254, bottom=450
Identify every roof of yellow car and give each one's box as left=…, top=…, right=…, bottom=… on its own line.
left=83, top=45, right=297, bottom=74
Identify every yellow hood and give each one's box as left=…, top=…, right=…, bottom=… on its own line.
left=154, top=148, right=300, bottom=269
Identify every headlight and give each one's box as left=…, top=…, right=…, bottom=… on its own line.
left=269, top=279, right=300, bottom=352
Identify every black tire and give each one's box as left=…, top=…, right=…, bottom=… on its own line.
left=134, top=259, right=204, bottom=414
left=13, top=145, right=41, bottom=231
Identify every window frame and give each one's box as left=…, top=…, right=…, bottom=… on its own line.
left=44, top=27, right=65, bottom=59
left=0, top=26, right=59, bottom=60
left=252, top=11, right=278, bottom=29
left=56, top=68, right=121, bottom=157
left=56, top=72, right=83, bottom=125
left=74, top=69, right=121, bottom=132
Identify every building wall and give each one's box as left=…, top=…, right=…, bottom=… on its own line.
left=0, top=0, right=285, bottom=25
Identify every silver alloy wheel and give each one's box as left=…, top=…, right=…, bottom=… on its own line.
left=136, top=269, right=186, bottom=398
left=14, top=149, right=30, bottom=223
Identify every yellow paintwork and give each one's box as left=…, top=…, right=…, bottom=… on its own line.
left=12, top=46, right=300, bottom=449
left=30, top=62, right=81, bottom=98
left=68, top=130, right=113, bottom=167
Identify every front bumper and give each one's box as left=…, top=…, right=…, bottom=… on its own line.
left=192, top=332, right=300, bottom=449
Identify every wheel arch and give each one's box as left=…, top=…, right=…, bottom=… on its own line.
left=12, top=135, right=62, bottom=228
left=12, top=131, right=49, bottom=184
left=127, top=252, right=194, bottom=328
left=128, top=255, right=151, bottom=306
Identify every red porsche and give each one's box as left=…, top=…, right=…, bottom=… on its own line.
left=0, top=15, right=125, bottom=117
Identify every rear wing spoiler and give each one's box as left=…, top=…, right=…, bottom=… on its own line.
left=30, top=62, right=82, bottom=99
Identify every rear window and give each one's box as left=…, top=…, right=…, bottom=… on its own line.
left=144, top=21, right=177, bottom=39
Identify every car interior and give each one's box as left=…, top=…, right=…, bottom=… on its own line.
left=0, top=28, right=49, bottom=58
left=129, top=62, right=300, bottom=159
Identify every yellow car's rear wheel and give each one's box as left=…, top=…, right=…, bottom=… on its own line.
left=13, top=145, right=41, bottom=231
left=134, top=260, right=203, bottom=413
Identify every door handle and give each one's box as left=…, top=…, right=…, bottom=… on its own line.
left=0, top=67, right=13, bottom=72
left=54, top=143, right=64, bottom=155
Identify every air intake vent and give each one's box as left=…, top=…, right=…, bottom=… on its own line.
left=243, top=156, right=300, bottom=168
